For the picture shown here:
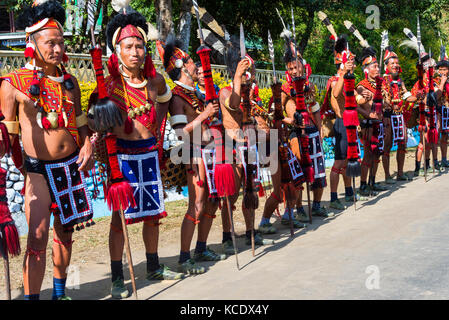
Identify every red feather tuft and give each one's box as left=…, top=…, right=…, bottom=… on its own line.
left=42, top=117, right=52, bottom=130
left=107, top=53, right=120, bottom=78
left=143, top=54, right=156, bottom=79
left=303, top=166, right=315, bottom=183
left=214, top=163, right=235, bottom=197
left=106, top=181, right=136, bottom=212
left=24, top=44, right=35, bottom=58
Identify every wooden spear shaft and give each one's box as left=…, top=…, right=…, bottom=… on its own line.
left=119, top=204, right=138, bottom=300
left=3, top=255, right=11, bottom=300
left=226, top=196, right=239, bottom=270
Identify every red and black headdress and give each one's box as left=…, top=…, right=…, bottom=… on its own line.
left=17, top=0, right=73, bottom=93
left=106, top=10, right=156, bottom=79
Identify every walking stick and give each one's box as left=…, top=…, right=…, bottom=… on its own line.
left=118, top=204, right=138, bottom=300
left=306, top=183, right=313, bottom=222
left=3, top=254, right=11, bottom=300
left=225, top=197, right=239, bottom=269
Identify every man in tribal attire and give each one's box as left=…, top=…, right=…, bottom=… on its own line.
left=258, top=44, right=310, bottom=234
left=381, top=46, right=416, bottom=181
left=164, top=37, right=226, bottom=275
left=218, top=43, right=273, bottom=254
left=0, top=0, right=94, bottom=300
left=355, top=47, right=388, bottom=196
left=91, top=11, right=183, bottom=299
left=326, top=37, right=362, bottom=210
left=410, top=53, right=440, bottom=176
left=435, top=56, right=449, bottom=168
left=281, top=46, right=330, bottom=225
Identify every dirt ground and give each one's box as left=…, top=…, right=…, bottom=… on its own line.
left=0, top=146, right=442, bottom=294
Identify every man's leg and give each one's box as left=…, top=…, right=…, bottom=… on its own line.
left=329, top=159, right=345, bottom=210
left=52, top=216, right=73, bottom=300
left=441, top=132, right=449, bottom=166
left=220, top=164, right=242, bottom=254
left=177, top=163, right=208, bottom=274
left=259, top=167, right=281, bottom=234
left=194, top=199, right=225, bottom=261
left=382, top=117, right=394, bottom=183
left=23, top=173, right=52, bottom=300
left=108, top=210, right=129, bottom=299
left=360, top=145, right=373, bottom=196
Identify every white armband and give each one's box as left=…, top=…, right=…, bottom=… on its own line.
left=169, top=115, right=188, bottom=127
left=156, top=84, right=172, bottom=103
left=402, top=91, right=412, bottom=100
left=310, top=102, right=320, bottom=114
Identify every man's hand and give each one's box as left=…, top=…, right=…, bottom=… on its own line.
left=441, top=74, right=448, bottom=85
left=362, top=91, right=372, bottom=101
left=77, top=140, right=94, bottom=172
left=204, top=101, right=219, bottom=118
left=368, top=112, right=379, bottom=120
left=235, top=59, right=250, bottom=79
left=416, top=90, right=425, bottom=102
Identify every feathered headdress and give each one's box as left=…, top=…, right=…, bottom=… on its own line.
left=106, top=5, right=156, bottom=79
left=162, top=34, right=190, bottom=80
left=17, top=0, right=73, bottom=94
left=437, top=40, right=449, bottom=69
left=360, top=46, right=378, bottom=79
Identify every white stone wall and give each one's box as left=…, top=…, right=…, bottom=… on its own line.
left=1, top=156, right=27, bottom=236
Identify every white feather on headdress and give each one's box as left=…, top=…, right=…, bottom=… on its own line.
left=111, top=0, right=132, bottom=13
left=380, top=30, right=389, bottom=51
left=402, top=28, right=425, bottom=53
left=147, top=22, right=159, bottom=41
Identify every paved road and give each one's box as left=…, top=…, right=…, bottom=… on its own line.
left=7, top=171, right=449, bottom=300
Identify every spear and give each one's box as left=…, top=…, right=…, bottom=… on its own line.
left=193, top=0, right=240, bottom=267
left=417, top=16, right=428, bottom=182
left=291, top=7, right=313, bottom=223
left=240, top=23, right=258, bottom=256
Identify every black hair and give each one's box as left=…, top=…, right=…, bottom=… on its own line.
left=334, top=35, right=349, bottom=54
left=437, top=60, right=449, bottom=69
left=283, top=42, right=302, bottom=65
left=163, top=35, right=186, bottom=81
left=17, top=0, right=65, bottom=31
left=106, top=11, right=148, bottom=51
left=359, top=46, right=377, bottom=68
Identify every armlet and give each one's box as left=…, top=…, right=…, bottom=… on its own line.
left=310, top=102, right=320, bottom=114
left=169, top=114, right=188, bottom=127
left=156, top=84, right=172, bottom=103
left=1, top=120, right=19, bottom=134
left=402, top=91, right=412, bottom=100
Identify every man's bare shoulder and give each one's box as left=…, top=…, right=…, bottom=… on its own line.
left=150, top=72, right=167, bottom=93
